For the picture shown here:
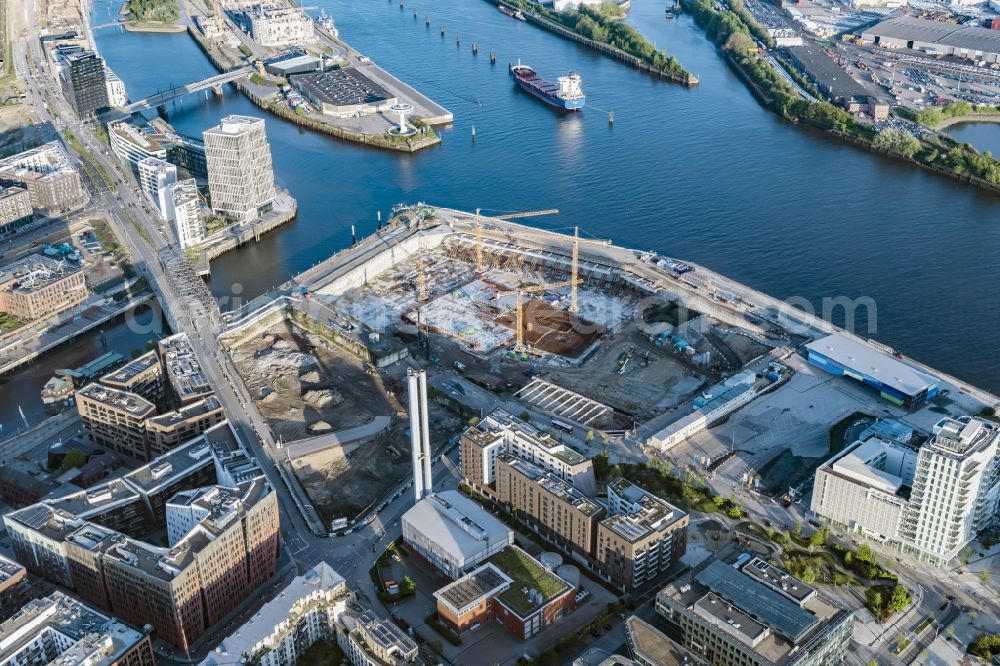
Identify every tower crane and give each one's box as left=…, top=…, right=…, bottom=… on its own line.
left=496, top=280, right=576, bottom=353
left=474, top=208, right=560, bottom=272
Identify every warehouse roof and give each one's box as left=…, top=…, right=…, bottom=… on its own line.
left=402, top=491, right=512, bottom=564
left=806, top=333, right=939, bottom=396
left=292, top=67, right=392, bottom=107
left=863, top=16, right=1000, bottom=54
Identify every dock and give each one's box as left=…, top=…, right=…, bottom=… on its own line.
left=193, top=195, right=298, bottom=276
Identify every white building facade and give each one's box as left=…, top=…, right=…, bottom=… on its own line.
left=167, top=179, right=205, bottom=248
left=203, top=115, right=276, bottom=223
left=104, top=66, right=128, bottom=108
left=137, top=157, right=177, bottom=220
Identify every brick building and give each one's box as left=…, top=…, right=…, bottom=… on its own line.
left=0, top=253, right=87, bottom=321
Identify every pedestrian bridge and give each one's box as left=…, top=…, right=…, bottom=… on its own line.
left=122, top=67, right=254, bottom=113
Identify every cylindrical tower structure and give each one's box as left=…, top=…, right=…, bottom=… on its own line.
left=408, top=369, right=424, bottom=502
left=419, top=370, right=433, bottom=494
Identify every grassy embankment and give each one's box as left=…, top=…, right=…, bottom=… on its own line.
left=505, top=0, right=695, bottom=84
left=686, top=0, right=1000, bottom=189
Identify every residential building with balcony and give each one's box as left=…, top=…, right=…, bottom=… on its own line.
left=76, top=383, right=156, bottom=460
left=0, top=591, right=155, bottom=666
left=0, top=554, right=30, bottom=623
left=338, top=609, right=418, bottom=666
left=0, top=185, right=33, bottom=236
left=596, top=478, right=689, bottom=591
left=460, top=408, right=595, bottom=496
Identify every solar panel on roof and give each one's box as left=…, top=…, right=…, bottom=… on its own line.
left=16, top=504, right=52, bottom=530
left=696, top=561, right=818, bottom=642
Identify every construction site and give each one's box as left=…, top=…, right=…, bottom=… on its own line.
left=221, top=206, right=786, bottom=526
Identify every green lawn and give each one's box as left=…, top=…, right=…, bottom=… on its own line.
left=489, top=547, right=567, bottom=615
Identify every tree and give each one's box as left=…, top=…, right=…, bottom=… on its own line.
left=586, top=430, right=595, bottom=443
left=712, top=495, right=726, bottom=508
left=808, top=527, right=827, bottom=550
left=970, top=633, right=1000, bottom=659
left=61, top=448, right=87, bottom=470
left=888, top=584, right=911, bottom=614
left=520, top=410, right=532, bottom=423
left=979, top=570, right=992, bottom=585
left=794, top=521, right=803, bottom=536
left=873, top=128, right=920, bottom=159
left=723, top=31, right=756, bottom=56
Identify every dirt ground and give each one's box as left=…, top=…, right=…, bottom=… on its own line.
left=495, top=299, right=601, bottom=358
left=290, top=401, right=462, bottom=523
left=232, top=322, right=392, bottom=442
left=544, top=329, right=705, bottom=419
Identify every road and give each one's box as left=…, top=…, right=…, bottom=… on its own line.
left=8, top=4, right=464, bottom=660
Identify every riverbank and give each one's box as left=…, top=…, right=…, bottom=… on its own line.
left=492, top=0, right=697, bottom=86
left=184, top=9, right=445, bottom=152
left=682, top=0, right=1000, bottom=196
left=122, top=21, right=184, bottom=32
left=937, top=114, right=1000, bottom=130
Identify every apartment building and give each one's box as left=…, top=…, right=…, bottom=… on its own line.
left=596, top=478, right=689, bottom=591
left=495, top=454, right=604, bottom=558
left=137, top=156, right=178, bottom=220
left=168, top=178, right=206, bottom=248
left=0, top=254, right=87, bottom=321
left=160, top=333, right=215, bottom=405
left=0, top=591, right=155, bottom=666
left=0, top=141, right=88, bottom=213
left=624, top=615, right=708, bottom=666
left=0, top=554, right=30, bottom=623
left=105, top=65, right=128, bottom=108
left=812, top=415, right=1000, bottom=566
left=245, top=5, right=315, bottom=46
left=0, top=185, right=33, bottom=235
left=461, top=408, right=596, bottom=495
left=77, top=383, right=157, bottom=460
left=338, top=609, right=418, bottom=666
left=3, top=429, right=276, bottom=654
left=203, top=115, right=276, bottom=223
left=99, top=349, right=164, bottom=403
left=201, top=563, right=352, bottom=666
left=898, top=416, right=1000, bottom=565
left=146, top=396, right=226, bottom=458
left=60, top=50, right=109, bottom=118
left=656, top=551, right=854, bottom=666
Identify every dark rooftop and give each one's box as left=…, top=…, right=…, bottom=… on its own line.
left=293, top=67, right=393, bottom=107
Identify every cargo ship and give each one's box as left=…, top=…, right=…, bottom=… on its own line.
left=510, top=63, right=585, bottom=111
left=498, top=5, right=526, bottom=20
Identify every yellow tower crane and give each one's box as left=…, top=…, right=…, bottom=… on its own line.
left=497, top=280, right=576, bottom=353
left=474, top=208, right=560, bottom=272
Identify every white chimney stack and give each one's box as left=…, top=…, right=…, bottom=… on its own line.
left=407, top=369, right=433, bottom=502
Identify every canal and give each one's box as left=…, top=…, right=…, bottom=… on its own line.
left=85, top=0, right=1000, bottom=394
left=0, top=305, right=164, bottom=434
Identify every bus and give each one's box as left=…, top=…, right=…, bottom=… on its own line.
left=550, top=419, right=573, bottom=434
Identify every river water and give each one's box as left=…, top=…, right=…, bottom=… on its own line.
left=69, top=0, right=1000, bottom=400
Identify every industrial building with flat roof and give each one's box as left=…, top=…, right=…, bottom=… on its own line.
left=656, top=550, right=854, bottom=666
left=805, top=333, right=939, bottom=409
left=860, top=16, right=1000, bottom=64
left=0, top=591, right=155, bottom=666
left=292, top=67, right=397, bottom=118
left=624, top=615, right=707, bottom=666
left=401, top=490, right=513, bottom=579
left=3, top=423, right=276, bottom=653
left=0, top=253, right=87, bottom=321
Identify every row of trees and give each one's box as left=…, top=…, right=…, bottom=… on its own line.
left=913, top=100, right=1000, bottom=128
left=524, top=1, right=693, bottom=81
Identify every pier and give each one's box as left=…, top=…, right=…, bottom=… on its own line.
left=192, top=198, right=299, bottom=275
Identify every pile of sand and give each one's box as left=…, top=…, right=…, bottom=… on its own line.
left=300, top=370, right=321, bottom=384
left=302, top=388, right=343, bottom=409
left=307, top=420, right=333, bottom=434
